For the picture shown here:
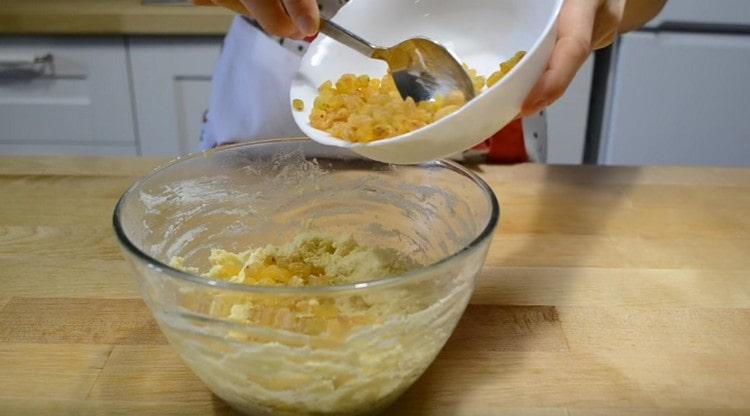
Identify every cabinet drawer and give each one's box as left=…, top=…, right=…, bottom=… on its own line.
left=129, top=37, right=222, bottom=156
left=0, top=37, right=136, bottom=149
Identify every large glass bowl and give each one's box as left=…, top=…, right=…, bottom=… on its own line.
left=113, top=138, right=499, bottom=415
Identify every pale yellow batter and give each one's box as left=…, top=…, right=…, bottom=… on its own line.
left=171, top=232, right=416, bottom=287
left=169, top=233, right=418, bottom=337
left=165, top=234, right=468, bottom=415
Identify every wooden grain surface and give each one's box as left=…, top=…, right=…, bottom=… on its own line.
left=1, top=155, right=749, bottom=415
left=0, top=0, right=233, bottom=35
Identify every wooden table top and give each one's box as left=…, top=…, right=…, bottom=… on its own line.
left=1, top=155, right=749, bottom=415
left=0, top=0, right=233, bottom=36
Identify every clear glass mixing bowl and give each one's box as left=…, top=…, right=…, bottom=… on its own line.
left=113, top=138, right=499, bottom=415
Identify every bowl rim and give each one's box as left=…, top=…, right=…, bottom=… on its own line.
left=112, top=138, right=500, bottom=294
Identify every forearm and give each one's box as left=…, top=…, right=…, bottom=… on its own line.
left=620, top=0, right=668, bottom=33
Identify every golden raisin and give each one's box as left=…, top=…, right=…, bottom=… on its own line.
left=292, top=98, right=304, bottom=111
left=308, top=51, right=526, bottom=143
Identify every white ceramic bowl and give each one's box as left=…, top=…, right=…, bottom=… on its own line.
left=290, top=0, right=563, bottom=164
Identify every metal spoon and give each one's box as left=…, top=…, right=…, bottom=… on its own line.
left=319, top=17, right=475, bottom=103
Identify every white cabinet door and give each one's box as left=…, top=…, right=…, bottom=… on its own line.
left=0, top=37, right=137, bottom=155
left=601, top=31, right=750, bottom=167
left=129, top=37, right=222, bottom=156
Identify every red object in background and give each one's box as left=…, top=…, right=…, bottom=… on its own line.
left=472, top=119, right=529, bottom=164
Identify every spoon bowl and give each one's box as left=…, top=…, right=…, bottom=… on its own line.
left=320, top=18, right=475, bottom=103
left=291, top=0, right=564, bottom=164
left=377, top=37, right=475, bottom=103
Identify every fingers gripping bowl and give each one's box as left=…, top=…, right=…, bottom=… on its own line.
left=113, top=139, right=499, bottom=415
left=291, top=0, right=564, bottom=164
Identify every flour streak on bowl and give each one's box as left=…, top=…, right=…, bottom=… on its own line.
left=291, top=0, right=563, bottom=164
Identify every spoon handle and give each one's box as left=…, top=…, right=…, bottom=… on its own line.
left=319, top=18, right=383, bottom=58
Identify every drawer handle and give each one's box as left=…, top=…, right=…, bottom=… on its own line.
left=0, top=53, right=55, bottom=77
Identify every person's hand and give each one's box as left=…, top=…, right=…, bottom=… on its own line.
left=193, top=0, right=319, bottom=39
left=521, top=0, right=626, bottom=117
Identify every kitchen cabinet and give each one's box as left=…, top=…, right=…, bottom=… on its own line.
left=0, top=36, right=221, bottom=157
left=598, top=1, right=750, bottom=167
left=0, top=37, right=137, bottom=155
left=129, top=37, right=222, bottom=156
left=600, top=32, right=750, bottom=167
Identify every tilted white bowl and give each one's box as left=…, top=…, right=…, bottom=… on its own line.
left=290, top=0, right=563, bottom=164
